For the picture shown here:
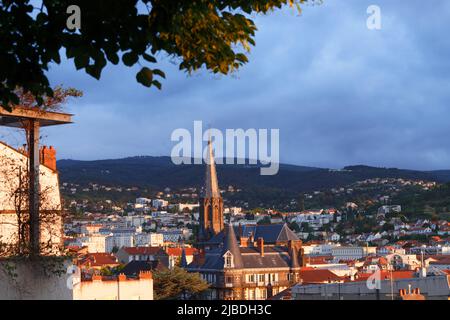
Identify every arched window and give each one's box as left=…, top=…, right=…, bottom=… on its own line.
left=224, top=251, right=234, bottom=268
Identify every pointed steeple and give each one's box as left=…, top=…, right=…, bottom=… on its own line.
left=180, top=248, right=188, bottom=268
left=277, top=223, right=300, bottom=242
left=204, top=139, right=220, bottom=198
left=198, top=138, right=224, bottom=243
left=222, top=224, right=243, bottom=268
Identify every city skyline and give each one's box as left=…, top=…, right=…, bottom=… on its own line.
left=2, top=0, right=450, bottom=304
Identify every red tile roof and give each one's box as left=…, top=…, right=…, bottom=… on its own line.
left=429, top=256, right=450, bottom=265
left=122, top=247, right=163, bottom=255
left=78, top=253, right=119, bottom=268
left=363, top=256, right=389, bottom=266
left=354, top=271, right=414, bottom=282
left=299, top=269, right=344, bottom=284
left=166, top=247, right=198, bottom=256
left=66, top=245, right=82, bottom=251
left=304, top=256, right=333, bottom=265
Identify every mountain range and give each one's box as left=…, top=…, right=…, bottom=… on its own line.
left=57, top=156, right=450, bottom=193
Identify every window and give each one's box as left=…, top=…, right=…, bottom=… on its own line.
left=247, top=274, right=255, bottom=283
left=261, top=289, right=267, bottom=299
left=225, top=276, right=233, bottom=284
left=258, top=274, right=265, bottom=282
left=271, top=273, right=277, bottom=282
left=224, top=252, right=234, bottom=268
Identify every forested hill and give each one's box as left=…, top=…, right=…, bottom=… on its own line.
left=57, top=157, right=450, bottom=193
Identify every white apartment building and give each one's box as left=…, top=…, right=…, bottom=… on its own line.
left=134, top=232, right=164, bottom=247
left=136, top=197, right=152, bottom=205
left=292, top=211, right=334, bottom=228
left=176, top=203, right=199, bottom=212
left=73, top=272, right=154, bottom=300
left=69, top=234, right=108, bottom=253
left=224, top=207, right=243, bottom=215
left=152, top=199, right=168, bottom=208
left=385, top=253, right=421, bottom=270
left=332, top=246, right=377, bottom=262
left=126, top=215, right=146, bottom=228
left=161, top=229, right=188, bottom=242
left=307, top=263, right=357, bottom=277
left=106, top=234, right=134, bottom=252
left=378, top=205, right=402, bottom=215
left=80, top=224, right=103, bottom=235
left=303, top=243, right=340, bottom=256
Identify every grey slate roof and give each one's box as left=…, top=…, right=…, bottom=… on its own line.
left=187, top=245, right=295, bottom=271
left=240, top=247, right=292, bottom=269
left=207, top=223, right=299, bottom=245
left=187, top=224, right=302, bottom=272
left=223, top=224, right=244, bottom=268
left=121, top=260, right=166, bottom=277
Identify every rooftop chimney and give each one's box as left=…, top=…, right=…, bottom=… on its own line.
left=139, top=271, right=153, bottom=280
left=248, top=231, right=254, bottom=243
left=257, top=237, right=264, bottom=257
left=240, top=237, right=249, bottom=247
left=198, top=248, right=206, bottom=265
left=40, top=145, right=57, bottom=171
left=92, top=275, right=102, bottom=281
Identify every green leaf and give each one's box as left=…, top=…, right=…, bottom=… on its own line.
left=52, top=51, right=61, bottom=64
left=143, top=53, right=157, bottom=63
left=74, top=54, right=89, bottom=70
left=152, top=69, right=166, bottom=79
left=66, top=47, right=75, bottom=59
left=235, top=53, right=248, bottom=63
left=106, top=51, right=119, bottom=64
left=85, top=65, right=101, bottom=80
left=122, top=51, right=139, bottom=66
left=152, top=80, right=162, bottom=90
left=36, top=12, right=47, bottom=25
left=136, top=67, right=153, bottom=87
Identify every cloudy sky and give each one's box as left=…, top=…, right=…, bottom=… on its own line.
left=2, top=0, right=449, bottom=170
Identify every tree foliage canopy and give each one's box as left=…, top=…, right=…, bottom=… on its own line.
left=153, top=266, right=209, bottom=300
left=12, top=86, right=82, bottom=112
left=0, top=0, right=317, bottom=109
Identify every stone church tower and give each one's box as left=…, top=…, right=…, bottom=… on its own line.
left=198, top=140, right=224, bottom=242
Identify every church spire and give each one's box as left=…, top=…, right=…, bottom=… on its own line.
left=198, top=138, right=224, bottom=243
left=204, top=139, right=220, bottom=198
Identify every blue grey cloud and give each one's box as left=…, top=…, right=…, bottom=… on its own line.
left=2, top=0, right=449, bottom=170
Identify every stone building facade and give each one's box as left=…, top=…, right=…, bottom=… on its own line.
left=0, top=141, right=63, bottom=255
left=188, top=224, right=305, bottom=300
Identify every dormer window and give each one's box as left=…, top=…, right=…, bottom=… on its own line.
left=224, top=251, right=234, bottom=268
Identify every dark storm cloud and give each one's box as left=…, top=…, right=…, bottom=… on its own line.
left=3, top=0, right=449, bottom=170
